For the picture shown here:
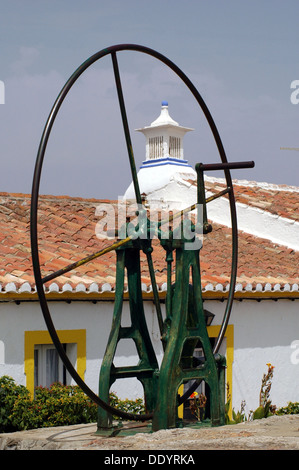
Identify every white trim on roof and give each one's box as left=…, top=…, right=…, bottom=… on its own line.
left=206, top=191, right=299, bottom=251
left=205, top=175, right=299, bottom=193
left=0, top=281, right=298, bottom=297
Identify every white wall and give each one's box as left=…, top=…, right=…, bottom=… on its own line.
left=231, top=299, right=299, bottom=414
left=206, top=298, right=299, bottom=413
left=0, top=299, right=164, bottom=400
left=0, top=297, right=298, bottom=415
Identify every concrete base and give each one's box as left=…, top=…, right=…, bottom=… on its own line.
left=0, top=415, right=298, bottom=450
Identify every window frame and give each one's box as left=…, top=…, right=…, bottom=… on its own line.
left=24, top=329, right=86, bottom=396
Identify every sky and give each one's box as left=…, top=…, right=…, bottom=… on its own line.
left=0, top=0, right=299, bottom=199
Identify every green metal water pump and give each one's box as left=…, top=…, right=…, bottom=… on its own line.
left=30, top=44, right=254, bottom=434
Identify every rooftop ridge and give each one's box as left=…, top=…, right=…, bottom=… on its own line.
left=204, top=175, right=299, bottom=192
left=0, top=192, right=121, bottom=204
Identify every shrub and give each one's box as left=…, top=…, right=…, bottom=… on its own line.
left=0, top=376, right=30, bottom=432
left=10, top=383, right=98, bottom=430
left=109, top=391, right=145, bottom=416
left=0, top=377, right=146, bottom=433
left=276, top=402, right=299, bottom=415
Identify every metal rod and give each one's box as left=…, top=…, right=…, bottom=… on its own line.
left=111, top=52, right=142, bottom=205
left=111, top=53, right=163, bottom=341
left=159, top=188, right=231, bottom=227
left=42, top=236, right=132, bottom=284
left=196, top=161, right=255, bottom=172
left=146, top=251, right=164, bottom=344
left=206, top=187, right=231, bottom=203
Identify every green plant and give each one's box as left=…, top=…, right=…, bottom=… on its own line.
left=252, top=401, right=273, bottom=420
left=0, top=377, right=146, bottom=433
left=189, top=392, right=207, bottom=421
left=253, top=363, right=276, bottom=420
left=259, top=363, right=275, bottom=408
left=10, top=382, right=98, bottom=430
left=225, top=383, right=232, bottom=424
left=232, top=400, right=248, bottom=423
left=225, top=364, right=277, bottom=424
left=109, top=391, right=145, bottom=417
left=276, top=402, right=299, bottom=415
left=225, top=384, right=248, bottom=424
left=0, top=376, right=31, bottom=432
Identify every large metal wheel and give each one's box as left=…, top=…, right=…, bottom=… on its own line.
left=30, top=44, right=244, bottom=421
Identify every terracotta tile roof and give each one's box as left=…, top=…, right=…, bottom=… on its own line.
left=182, top=176, right=299, bottom=222
left=204, top=178, right=299, bottom=222
left=0, top=191, right=298, bottom=297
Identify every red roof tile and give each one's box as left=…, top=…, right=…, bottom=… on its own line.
left=0, top=191, right=298, bottom=296
left=204, top=179, right=299, bottom=222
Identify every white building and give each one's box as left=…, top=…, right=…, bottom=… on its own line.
left=0, top=103, right=298, bottom=419
left=124, top=101, right=196, bottom=210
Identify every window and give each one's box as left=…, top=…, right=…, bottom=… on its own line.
left=149, top=136, right=163, bottom=159
left=169, top=136, right=181, bottom=158
left=24, top=330, right=86, bottom=396
left=34, top=343, right=71, bottom=388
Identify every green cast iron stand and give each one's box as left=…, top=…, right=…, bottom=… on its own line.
left=153, top=232, right=226, bottom=431
left=97, top=239, right=160, bottom=433
left=96, top=197, right=227, bottom=433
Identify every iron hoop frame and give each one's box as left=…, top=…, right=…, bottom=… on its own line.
left=30, top=43, right=238, bottom=421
